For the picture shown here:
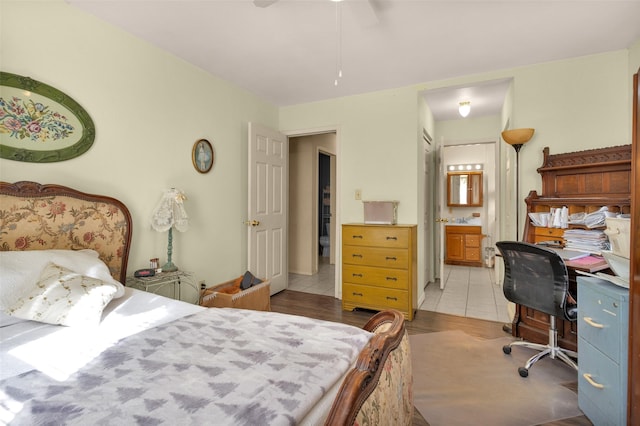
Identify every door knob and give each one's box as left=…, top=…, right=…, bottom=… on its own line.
left=244, top=220, right=260, bottom=227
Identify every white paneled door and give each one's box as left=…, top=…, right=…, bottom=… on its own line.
left=248, top=123, right=288, bottom=294
left=437, top=144, right=447, bottom=290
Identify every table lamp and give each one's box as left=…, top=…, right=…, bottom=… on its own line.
left=151, top=188, right=189, bottom=272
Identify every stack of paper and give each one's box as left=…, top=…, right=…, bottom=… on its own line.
left=568, top=206, right=609, bottom=228
left=563, top=229, right=610, bottom=254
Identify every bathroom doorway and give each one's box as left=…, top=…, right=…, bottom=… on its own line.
left=318, top=152, right=332, bottom=260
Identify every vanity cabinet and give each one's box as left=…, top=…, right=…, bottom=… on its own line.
left=342, top=224, right=416, bottom=321
left=577, top=276, right=628, bottom=426
left=445, top=225, right=482, bottom=267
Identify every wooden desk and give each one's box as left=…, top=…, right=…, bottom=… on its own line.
left=514, top=144, right=631, bottom=353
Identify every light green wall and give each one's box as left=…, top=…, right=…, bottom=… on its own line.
left=281, top=87, right=420, bottom=224
left=436, top=115, right=502, bottom=143
left=2, top=0, right=638, bottom=305
left=0, top=1, right=278, bottom=298
left=280, top=48, right=636, bottom=303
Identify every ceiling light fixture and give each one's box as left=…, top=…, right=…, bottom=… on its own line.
left=459, top=101, right=471, bottom=118
left=334, top=0, right=343, bottom=86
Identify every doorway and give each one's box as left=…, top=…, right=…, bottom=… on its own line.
left=287, top=132, right=337, bottom=295
left=422, top=141, right=509, bottom=322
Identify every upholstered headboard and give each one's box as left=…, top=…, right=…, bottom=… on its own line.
left=0, top=181, right=133, bottom=283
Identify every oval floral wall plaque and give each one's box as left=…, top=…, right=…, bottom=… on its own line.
left=0, top=72, right=95, bottom=162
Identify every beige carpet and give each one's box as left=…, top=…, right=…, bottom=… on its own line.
left=410, top=330, right=582, bottom=426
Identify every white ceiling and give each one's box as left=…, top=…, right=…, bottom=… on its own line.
left=67, top=0, right=640, bottom=119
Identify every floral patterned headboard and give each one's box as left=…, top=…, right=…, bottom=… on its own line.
left=0, top=181, right=133, bottom=283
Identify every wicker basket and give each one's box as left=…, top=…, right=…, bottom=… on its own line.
left=199, top=278, right=271, bottom=311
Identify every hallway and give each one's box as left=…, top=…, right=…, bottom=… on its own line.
left=288, top=260, right=510, bottom=323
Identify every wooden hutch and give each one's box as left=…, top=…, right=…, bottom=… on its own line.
left=513, top=144, right=632, bottom=351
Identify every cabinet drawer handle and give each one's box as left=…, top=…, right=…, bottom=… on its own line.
left=352, top=292, right=363, bottom=297
left=386, top=277, right=398, bottom=281
left=583, top=317, right=604, bottom=329
left=352, top=235, right=363, bottom=239
left=385, top=256, right=397, bottom=261
left=352, top=254, right=363, bottom=258
left=386, top=296, right=398, bottom=301
left=386, top=236, right=397, bottom=240
left=582, top=373, right=605, bottom=389
left=352, top=273, right=363, bottom=278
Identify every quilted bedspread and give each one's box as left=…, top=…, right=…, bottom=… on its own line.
left=1, top=308, right=372, bottom=425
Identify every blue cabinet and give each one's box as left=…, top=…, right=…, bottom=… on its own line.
left=577, top=276, right=629, bottom=426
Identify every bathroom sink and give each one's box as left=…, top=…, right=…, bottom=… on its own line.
left=448, top=218, right=481, bottom=226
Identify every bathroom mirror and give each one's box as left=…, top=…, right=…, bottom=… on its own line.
left=447, top=171, right=483, bottom=207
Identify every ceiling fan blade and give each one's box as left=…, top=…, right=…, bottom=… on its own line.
left=253, top=0, right=279, bottom=8
left=350, top=0, right=390, bottom=28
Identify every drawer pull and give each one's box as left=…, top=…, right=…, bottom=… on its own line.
left=386, top=296, right=398, bottom=301
left=582, top=373, right=605, bottom=389
left=352, top=273, right=363, bottom=278
left=352, top=292, right=363, bottom=297
left=386, top=236, right=397, bottom=240
left=583, top=317, right=604, bottom=329
left=385, top=256, right=397, bottom=261
left=386, top=277, right=398, bottom=281
left=352, top=254, right=363, bottom=258
left=352, top=235, right=363, bottom=239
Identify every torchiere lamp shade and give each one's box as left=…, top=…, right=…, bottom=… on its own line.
left=502, top=128, right=535, bottom=151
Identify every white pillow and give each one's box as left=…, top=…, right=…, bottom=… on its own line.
left=5, top=262, right=120, bottom=327
left=0, top=249, right=125, bottom=315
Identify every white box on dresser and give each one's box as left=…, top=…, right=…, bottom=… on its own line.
left=577, top=276, right=629, bottom=426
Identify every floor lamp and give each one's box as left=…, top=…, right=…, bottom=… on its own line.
left=501, top=128, right=535, bottom=241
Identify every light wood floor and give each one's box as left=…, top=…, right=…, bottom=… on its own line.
left=270, top=289, right=592, bottom=426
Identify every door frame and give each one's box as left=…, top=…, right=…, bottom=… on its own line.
left=283, top=126, right=341, bottom=298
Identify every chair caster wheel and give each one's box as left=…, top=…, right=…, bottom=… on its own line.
left=518, top=367, right=529, bottom=378
left=502, top=345, right=512, bottom=355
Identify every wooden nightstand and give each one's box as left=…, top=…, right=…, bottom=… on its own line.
left=127, top=270, right=198, bottom=303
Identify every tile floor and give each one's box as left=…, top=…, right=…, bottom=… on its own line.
left=287, top=257, right=337, bottom=297
left=421, top=264, right=511, bottom=323
left=288, top=258, right=511, bottom=323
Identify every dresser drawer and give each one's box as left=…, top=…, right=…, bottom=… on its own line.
left=343, top=225, right=409, bottom=249
left=343, top=264, right=408, bottom=290
left=342, top=245, right=409, bottom=269
left=578, top=337, right=625, bottom=426
left=342, top=283, right=408, bottom=311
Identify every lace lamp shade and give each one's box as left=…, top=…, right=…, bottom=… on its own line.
left=151, top=188, right=188, bottom=272
left=151, top=188, right=189, bottom=232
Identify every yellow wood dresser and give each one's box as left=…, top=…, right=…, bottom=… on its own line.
left=342, top=224, right=416, bottom=321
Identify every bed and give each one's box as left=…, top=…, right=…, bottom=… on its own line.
left=0, top=181, right=412, bottom=425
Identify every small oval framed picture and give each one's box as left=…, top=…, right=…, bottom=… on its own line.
left=192, top=138, right=214, bottom=173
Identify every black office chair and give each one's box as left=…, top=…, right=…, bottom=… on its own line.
left=496, top=241, right=578, bottom=378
